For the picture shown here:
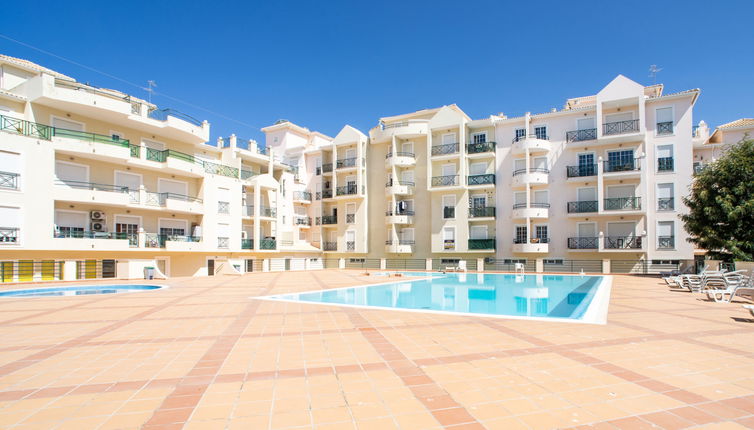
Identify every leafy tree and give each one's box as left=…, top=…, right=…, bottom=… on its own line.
left=682, top=137, right=754, bottom=261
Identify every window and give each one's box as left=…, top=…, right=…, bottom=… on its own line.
left=657, top=183, right=674, bottom=211
left=469, top=162, right=486, bottom=176
left=658, top=221, right=674, bottom=249
left=470, top=225, right=487, bottom=240
left=533, top=190, right=548, bottom=206
left=534, top=225, right=548, bottom=242
left=514, top=128, right=526, bottom=141
left=515, top=226, right=528, bottom=244
left=51, top=117, right=84, bottom=131
left=471, top=132, right=486, bottom=144
left=514, top=191, right=526, bottom=207
left=577, top=153, right=596, bottom=176
left=577, top=117, right=596, bottom=130
left=657, top=144, right=674, bottom=172
left=504, top=259, right=527, bottom=264
left=544, top=259, right=564, bottom=265
left=442, top=195, right=455, bottom=219
left=606, top=150, right=635, bottom=171
left=471, top=194, right=486, bottom=208
left=441, top=133, right=456, bottom=145
left=656, top=107, right=674, bottom=135
left=443, top=227, right=455, bottom=250
left=534, top=126, right=547, bottom=140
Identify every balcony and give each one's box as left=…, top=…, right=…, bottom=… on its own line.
left=466, top=141, right=496, bottom=156
left=431, top=175, right=460, bottom=187
left=259, top=206, right=277, bottom=218
left=604, top=197, right=641, bottom=211
left=567, top=201, right=598, bottom=214
left=602, top=119, right=640, bottom=136
left=0, top=171, right=19, bottom=190
left=386, top=209, right=414, bottom=225
left=467, top=174, right=495, bottom=187
left=566, top=128, right=597, bottom=143
left=512, top=168, right=549, bottom=187
left=259, top=238, right=276, bottom=250
left=657, top=122, right=674, bottom=135
left=144, top=191, right=204, bottom=214
left=322, top=189, right=333, bottom=199
left=293, top=191, right=312, bottom=202
left=385, top=152, right=416, bottom=167
left=567, top=237, right=598, bottom=249
left=323, top=242, right=337, bottom=251
left=295, top=216, right=312, bottom=226
left=468, top=238, right=495, bottom=251
left=371, top=120, right=429, bottom=142
left=512, top=238, right=549, bottom=253
left=320, top=215, right=338, bottom=225
left=322, top=163, right=333, bottom=174
left=512, top=203, right=549, bottom=219
left=431, top=143, right=459, bottom=157
left=604, top=236, right=642, bottom=250
left=603, top=158, right=641, bottom=174
left=385, top=180, right=414, bottom=196
left=658, top=197, right=674, bottom=211
left=512, top=134, right=551, bottom=154
left=385, top=240, right=414, bottom=254
left=336, top=157, right=359, bottom=170
left=145, top=233, right=202, bottom=251
left=566, top=164, right=597, bottom=178
left=468, top=207, right=495, bottom=219
left=658, top=236, right=675, bottom=249
left=336, top=185, right=359, bottom=197
left=56, top=180, right=133, bottom=206
left=0, top=227, right=19, bottom=244
left=657, top=157, right=674, bottom=172
left=241, top=239, right=253, bottom=249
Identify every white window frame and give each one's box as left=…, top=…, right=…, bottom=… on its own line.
left=533, top=124, right=548, bottom=139
left=157, top=178, right=189, bottom=196
left=533, top=223, right=549, bottom=240
left=54, top=209, right=89, bottom=229
left=606, top=184, right=637, bottom=199
left=158, top=217, right=189, bottom=232
left=533, top=189, right=549, bottom=205
left=441, top=163, right=456, bottom=176
left=576, top=117, right=596, bottom=130
left=401, top=141, right=414, bottom=154
left=469, top=162, right=487, bottom=176
left=142, top=138, right=166, bottom=150
left=55, top=160, right=90, bottom=183
left=471, top=131, right=487, bottom=144
left=576, top=186, right=597, bottom=202
left=605, top=111, right=635, bottom=122
left=114, top=214, right=142, bottom=229
left=471, top=193, right=487, bottom=207
left=470, top=225, right=488, bottom=240
left=655, top=106, right=675, bottom=136
left=576, top=221, right=597, bottom=238
left=113, top=170, right=142, bottom=187
left=515, top=224, right=528, bottom=242
left=50, top=115, right=85, bottom=131
left=441, top=132, right=457, bottom=145
left=657, top=221, right=675, bottom=248
left=346, top=202, right=356, bottom=215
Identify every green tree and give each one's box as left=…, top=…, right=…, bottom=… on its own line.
left=681, top=137, right=754, bottom=261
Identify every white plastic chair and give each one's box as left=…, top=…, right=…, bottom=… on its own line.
left=514, top=263, right=525, bottom=275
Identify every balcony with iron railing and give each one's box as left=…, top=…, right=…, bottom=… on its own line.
left=259, top=238, right=276, bottom=250
left=603, top=197, right=641, bottom=211
left=322, top=189, right=333, bottom=199
left=468, top=238, right=496, bottom=250
left=431, top=143, right=459, bottom=156
left=346, top=241, right=356, bottom=252
left=322, top=163, right=333, bottom=173
left=323, top=242, right=337, bottom=251
left=431, top=175, right=459, bottom=187
left=259, top=206, right=276, bottom=218
left=658, top=197, right=674, bottom=211
left=0, top=171, right=18, bottom=190
left=144, top=234, right=201, bottom=248
left=512, top=167, right=549, bottom=186
left=603, top=158, right=640, bottom=173
left=385, top=179, right=414, bottom=195
left=385, top=239, right=415, bottom=253
left=658, top=236, right=675, bottom=249
left=567, top=201, right=598, bottom=213
left=567, top=237, right=598, bottom=249
left=512, top=134, right=550, bottom=154
left=295, top=216, right=312, bottom=226
left=566, top=128, right=597, bottom=142
left=55, top=231, right=129, bottom=240
left=604, top=236, right=642, bottom=249
left=0, top=227, right=19, bottom=244
left=336, top=157, right=359, bottom=169
left=144, top=191, right=203, bottom=211
left=345, top=214, right=355, bottom=224
left=385, top=151, right=416, bottom=167
left=386, top=209, right=414, bottom=224
left=241, top=239, right=253, bottom=249
left=512, top=202, right=549, bottom=219
left=512, top=237, right=550, bottom=253
left=466, top=141, right=496, bottom=154
left=468, top=207, right=495, bottom=218
left=293, top=191, right=312, bottom=202
left=566, top=164, right=597, bottom=178
left=336, top=185, right=359, bottom=196
left=656, top=122, right=674, bottom=135
left=320, top=215, right=338, bottom=225
left=657, top=157, right=674, bottom=172
left=602, top=119, right=640, bottom=136
left=467, top=174, right=495, bottom=186
left=217, top=237, right=229, bottom=249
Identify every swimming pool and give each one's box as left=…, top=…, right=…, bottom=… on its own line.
left=259, top=273, right=612, bottom=324
left=0, top=285, right=166, bottom=298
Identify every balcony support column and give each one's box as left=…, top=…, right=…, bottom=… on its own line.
left=380, top=259, right=386, bottom=270
left=602, top=259, right=611, bottom=274
left=536, top=259, right=544, bottom=273
left=253, top=184, right=261, bottom=251
left=597, top=157, right=604, bottom=212
left=425, top=259, right=432, bottom=271
left=477, top=258, right=484, bottom=272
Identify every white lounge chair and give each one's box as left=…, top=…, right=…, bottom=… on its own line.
left=742, top=304, right=754, bottom=317
left=706, top=272, right=750, bottom=303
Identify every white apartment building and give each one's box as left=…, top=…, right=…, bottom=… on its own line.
left=0, top=54, right=748, bottom=280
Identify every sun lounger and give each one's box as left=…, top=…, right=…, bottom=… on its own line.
left=705, top=272, right=750, bottom=303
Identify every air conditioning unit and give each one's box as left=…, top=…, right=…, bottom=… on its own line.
left=90, top=210, right=106, bottom=221
left=91, top=221, right=106, bottom=232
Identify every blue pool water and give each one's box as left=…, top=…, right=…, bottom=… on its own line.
left=263, top=273, right=609, bottom=322
left=0, top=285, right=164, bottom=297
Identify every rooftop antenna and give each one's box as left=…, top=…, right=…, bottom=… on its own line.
left=648, top=65, right=663, bottom=84
left=146, top=80, right=157, bottom=103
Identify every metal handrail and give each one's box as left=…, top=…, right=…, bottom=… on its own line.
left=657, top=122, right=674, bottom=135
left=567, top=201, right=598, bottom=213
left=293, top=191, right=312, bottom=201
left=566, top=128, right=597, bottom=142
left=567, top=237, right=598, bottom=249
left=431, top=175, right=459, bottom=186
left=56, top=180, right=130, bottom=193
left=0, top=227, right=19, bottom=243
left=566, top=165, right=597, bottom=178
left=603, top=197, right=641, bottom=211
left=431, top=143, right=459, bottom=156
left=0, top=171, right=19, bottom=189
left=603, top=119, right=639, bottom=136
left=658, top=236, right=675, bottom=249
left=320, top=215, right=337, bottom=224
left=604, top=236, right=642, bottom=249
left=386, top=239, right=415, bottom=245
left=466, top=141, right=495, bottom=153
left=603, top=158, right=641, bottom=173
left=386, top=152, right=415, bottom=159
left=148, top=108, right=203, bottom=127
left=386, top=180, right=415, bottom=187
left=469, top=207, right=495, bottom=217
left=336, top=157, right=358, bottom=169
left=513, top=167, right=549, bottom=176
left=467, top=174, right=495, bottom=186
left=512, top=134, right=549, bottom=143
left=657, top=197, right=674, bottom=211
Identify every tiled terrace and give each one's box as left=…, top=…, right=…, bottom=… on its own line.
left=0, top=271, right=754, bottom=430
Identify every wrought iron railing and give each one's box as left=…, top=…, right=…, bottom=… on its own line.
left=603, top=158, right=640, bottom=173
left=513, top=167, right=549, bottom=176
left=567, top=201, right=598, bottom=213
left=603, top=119, right=640, bottom=136
left=336, top=185, right=358, bottom=196
left=385, top=239, right=415, bottom=246
left=657, top=122, right=674, bottom=135
left=431, top=143, right=459, bottom=156
left=322, top=163, right=333, bottom=173
left=346, top=214, right=355, bottom=224
left=144, top=234, right=201, bottom=248
left=604, top=236, right=642, bottom=249
left=218, top=201, right=230, bottom=214
left=0, top=171, right=18, bottom=189
left=130, top=144, right=140, bottom=158
left=322, top=189, right=333, bottom=199
left=657, top=157, right=674, bottom=172
left=604, top=197, right=641, bottom=211
left=443, top=206, right=455, bottom=219
left=469, top=207, right=495, bottom=218
left=259, top=206, right=276, bottom=217
left=513, top=203, right=549, bottom=210
left=467, top=174, right=495, bottom=186
left=468, top=239, right=496, bottom=250
left=320, top=215, right=337, bottom=224
left=566, top=164, right=597, bottom=178
left=386, top=209, right=414, bottom=217
left=386, top=179, right=415, bottom=188
left=431, top=175, right=459, bottom=186
left=0, top=114, right=53, bottom=139
left=346, top=241, right=355, bottom=251
left=567, top=237, right=598, bottom=249
left=259, top=239, right=276, bottom=250
left=56, top=180, right=131, bottom=194
left=145, top=191, right=203, bottom=206
left=336, top=158, right=358, bottom=169
left=203, top=161, right=239, bottom=178
left=147, top=108, right=203, bottom=127
left=53, top=128, right=131, bottom=148
left=386, top=151, right=415, bottom=159
left=55, top=231, right=128, bottom=240
left=241, top=239, right=253, bottom=249
left=657, top=197, right=674, bottom=211
left=512, top=134, right=549, bottom=143
left=323, top=242, right=337, bottom=251
left=566, top=128, right=597, bottom=142
left=0, top=227, right=19, bottom=243
left=658, top=236, right=675, bottom=249
left=466, top=141, right=495, bottom=154
left=294, top=216, right=312, bottom=226
left=315, top=191, right=322, bottom=200
left=514, top=237, right=550, bottom=244
left=240, top=169, right=258, bottom=180
left=293, top=191, right=312, bottom=201
left=217, top=237, right=229, bottom=249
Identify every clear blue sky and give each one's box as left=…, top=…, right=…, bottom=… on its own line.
left=2, top=0, right=753, bottom=143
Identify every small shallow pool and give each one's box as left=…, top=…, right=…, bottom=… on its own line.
left=0, top=285, right=166, bottom=298
left=258, top=273, right=612, bottom=324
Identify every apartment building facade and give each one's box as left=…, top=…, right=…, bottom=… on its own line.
left=0, top=54, right=745, bottom=280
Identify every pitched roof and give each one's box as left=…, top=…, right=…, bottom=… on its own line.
left=0, top=54, right=72, bottom=79
left=718, top=118, right=754, bottom=129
